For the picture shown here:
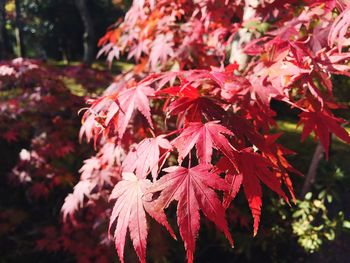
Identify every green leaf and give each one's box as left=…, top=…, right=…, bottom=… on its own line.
left=342, top=220, right=350, bottom=229
left=305, top=192, right=313, bottom=200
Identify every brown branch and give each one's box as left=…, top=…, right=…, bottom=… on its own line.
left=300, top=142, right=324, bottom=198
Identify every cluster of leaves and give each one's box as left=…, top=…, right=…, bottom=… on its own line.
left=0, top=58, right=81, bottom=196
left=62, top=1, right=350, bottom=263
left=292, top=191, right=350, bottom=253
left=0, top=58, right=117, bottom=262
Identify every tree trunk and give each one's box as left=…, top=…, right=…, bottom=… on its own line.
left=14, top=0, right=25, bottom=57
left=75, top=0, right=95, bottom=66
left=0, top=0, right=9, bottom=59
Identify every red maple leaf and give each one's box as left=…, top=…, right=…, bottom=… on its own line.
left=149, top=33, right=175, bottom=70
left=221, top=149, right=289, bottom=236
left=299, top=109, right=350, bottom=159
left=86, top=81, right=155, bottom=140
left=107, top=83, right=155, bottom=139
left=328, top=7, right=350, bottom=51
left=109, top=172, right=175, bottom=263
left=149, top=164, right=233, bottom=263
left=122, top=135, right=172, bottom=181
left=172, top=121, right=234, bottom=164
left=61, top=181, right=94, bottom=223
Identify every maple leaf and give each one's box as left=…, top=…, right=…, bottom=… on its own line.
left=328, top=7, right=350, bottom=51
left=61, top=194, right=80, bottom=223
left=122, top=135, right=172, bottom=181
left=149, top=33, right=175, bottom=70
left=156, top=73, right=226, bottom=124
left=61, top=180, right=94, bottom=223
left=149, top=164, right=233, bottom=263
left=222, top=149, right=289, bottom=236
left=172, top=121, right=234, bottom=164
left=99, top=140, right=125, bottom=166
left=102, top=82, right=155, bottom=139
left=79, top=112, right=102, bottom=145
left=314, top=48, right=350, bottom=77
left=106, top=83, right=154, bottom=138
left=109, top=172, right=175, bottom=263
left=299, top=110, right=350, bottom=159
left=79, top=156, right=119, bottom=188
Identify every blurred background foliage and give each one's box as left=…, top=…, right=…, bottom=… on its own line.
left=1, top=0, right=126, bottom=61
left=0, top=0, right=350, bottom=262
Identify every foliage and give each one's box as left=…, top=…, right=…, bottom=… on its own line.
left=3, top=0, right=124, bottom=60
left=0, top=58, right=118, bottom=262
left=292, top=191, right=350, bottom=253
left=1, top=1, right=350, bottom=263
left=60, top=1, right=350, bottom=263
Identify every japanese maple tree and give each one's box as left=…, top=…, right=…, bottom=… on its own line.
left=62, top=1, right=350, bottom=262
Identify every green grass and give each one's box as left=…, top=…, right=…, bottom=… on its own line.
left=61, top=77, right=87, bottom=97
left=48, top=59, right=134, bottom=74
